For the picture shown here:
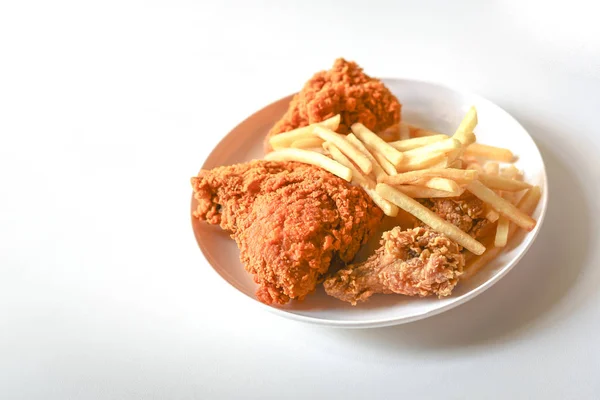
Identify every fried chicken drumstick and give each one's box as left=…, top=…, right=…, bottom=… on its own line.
left=265, top=58, right=401, bottom=152
left=191, top=160, right=383, bottom=305
left=324, top=227, right=464, bottom=305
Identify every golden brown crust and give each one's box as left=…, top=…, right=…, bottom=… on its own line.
left=323, top=226, right=464, bottom=305
left=418, top=192, right=490, bottom=238
left=191, top=160, right=383, bottom=305
left=265, top=58, right=401, bottom=152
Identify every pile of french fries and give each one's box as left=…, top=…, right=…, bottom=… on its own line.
left=265, top=107, right=541, bottom=279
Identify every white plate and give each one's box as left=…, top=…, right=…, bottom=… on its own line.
left=191, top=78, right=548, bottom=329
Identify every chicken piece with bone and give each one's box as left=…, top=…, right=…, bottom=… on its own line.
left=191, top=160, right=384, bottom=305
left=265, top=58, right=401, bottom=152
left=324, top=226, right=464, bottom=305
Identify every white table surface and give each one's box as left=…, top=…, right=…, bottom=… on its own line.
left=2, top=1, right=600, bottom=399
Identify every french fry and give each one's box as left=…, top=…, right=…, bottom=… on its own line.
left=494, top=216, right=510, bottom=247
left=431, top=156, right=451, bottom=169
left=514, top=186, right=541, bottom=218
left=389, top=134, right=447, bottom=151
left=399, top=122, right=411, bottom=140
left=346, top=134, right=388, bottom=181
left=376, top=184, right=486, bottom=254
left=465, top=143, right=514, bottom=162
left=462, top=186, right=541, bottom=279
left=467, top=180, right=536, bottom=231
left=265, top=148, right=352, bottom=182
left=422, top=177, right=461, bottom=193
left=359, top=141, right=398, bottom=176
left=314, top=126, right=372, bottom=174
left=502, top=191, right=518, bottom=204
left=500, top=166, right=521, bottom=203
left=446, top=148, right=463, bottom=164
left=448, top=159, right=463, bottom=169
left=484, top=162, right=502, bottom=202
left=463, top=154, right=479, bottom=163
left=271, top=134, right=314, bottom=150
left=373, top=151, right=398, bottom=175
left=380, top=168, right=478, bottom=185
left=484, top=162, right=499, bottom=176
left=407, top=123, right=476, bottom=154
left=478, top=173, right=532, bottom=192
left=483, top=202, right=500, bottom=222
left=457, top=131, right=476, bottom=147
left=452, top=106, right=478, bottom=146
left=403, top=138, right=462, bottom=159
left=323, top=142, right=399, bottom=217
left=407, top=123, right=479, bottom=150
left=466, top=162, right=484, bottom=173
left=290, top=137, right=324, bottom=149
left=351, top=123, right=404, bottom=167
left=391, top=185, right=464, bottom=198
left=396, top=152, right=448, bottom=172
left=310, top=148, right=327, bottom=155
left=501, top=165, right=521, bottom=180
left=269, top=114, right=341, bottom=149
left=486, top=208, right=500, bottom=223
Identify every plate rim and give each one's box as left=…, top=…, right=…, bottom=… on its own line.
left=191, top=77, right=549, bottom=329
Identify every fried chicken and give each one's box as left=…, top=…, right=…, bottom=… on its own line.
left=323, top=227, right=464, bottom=305
left=191, top=160, right=383, bottom=305
left=265, top=58, right=401, bottom=152
left=419, top=192, right=490, bottom=239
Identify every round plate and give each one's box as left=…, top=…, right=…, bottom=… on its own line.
left=191, top=78, right=548, bottom=328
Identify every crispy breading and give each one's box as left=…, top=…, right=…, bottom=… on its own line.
left=324, top=226, right=464, bottom=305
left=191, top=160, right=383, bottom=305
left=265, top=58, right=401, bottom=152
left=418, top=192, right=490, bottom=238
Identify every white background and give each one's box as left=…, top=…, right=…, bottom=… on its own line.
left=1, top=1, right=600, bottom=399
